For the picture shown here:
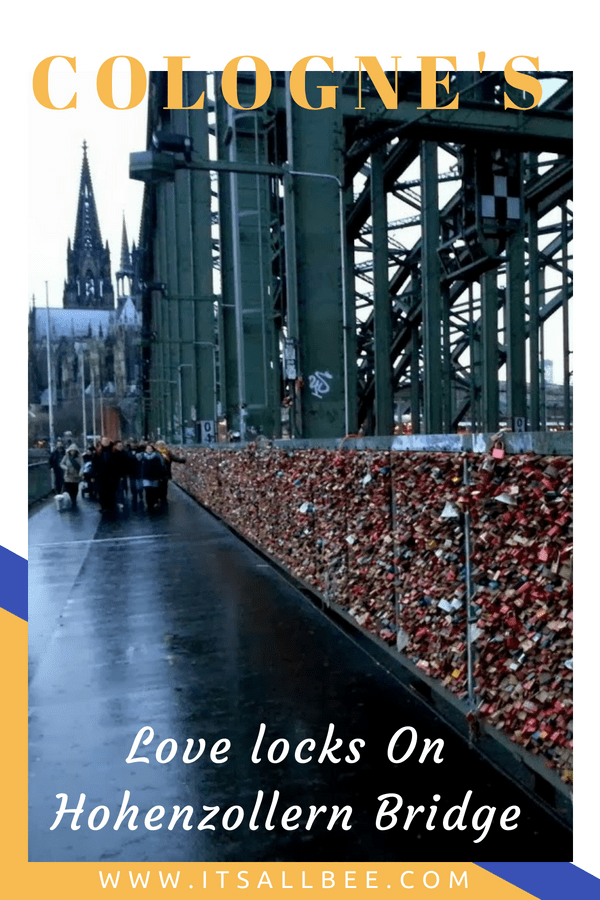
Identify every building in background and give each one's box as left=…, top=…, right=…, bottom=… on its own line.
left=29, top=143, right=143, bottom=444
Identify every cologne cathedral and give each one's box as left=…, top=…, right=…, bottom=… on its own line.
left=29, top=142, right=143, bottom=442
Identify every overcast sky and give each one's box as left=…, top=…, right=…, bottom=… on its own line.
left=28, top=68, right=147, bottom=309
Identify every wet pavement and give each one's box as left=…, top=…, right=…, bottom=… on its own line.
left=29, top=486, right=571, bottom=862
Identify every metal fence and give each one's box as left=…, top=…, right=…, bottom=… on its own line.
left=173, top=441, right=573, bottom=792
left=29, top=460, right=52, bottom=505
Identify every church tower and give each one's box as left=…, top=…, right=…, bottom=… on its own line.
left=116, top=215, right=135, bottom=309
left=63, top=141, right=115, bottom=310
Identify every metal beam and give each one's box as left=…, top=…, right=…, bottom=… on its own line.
left=371, top=148, right=394, bottom=434
left=481, top=270, right=500, bottom=432
left=338, top=99, right=573, bottom=154
left=561, top=205, right=572, bottom=430
left=505, top=219, right=528, bottom=423
left=420, top=142, right=443, bottom=433
left=186, top=73, right=217, bottom=437
left=528, top=193, right=541, bottom=431
left=342, top=183, right=358, bottom=434
left=267, top=84, right=572, bottom=154
left=286, top=79, right=346, bottom=438
left=215, top=82, right=280, bottom=439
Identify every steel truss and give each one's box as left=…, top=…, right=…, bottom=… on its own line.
left=134, top=68, right=572, bottom=440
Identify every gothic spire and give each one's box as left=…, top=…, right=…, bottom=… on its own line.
left=73, top=140, right=103, bottom=254
left=63, top=141, right=115, bottom=310
left=120, top=215, right=132, bottom=271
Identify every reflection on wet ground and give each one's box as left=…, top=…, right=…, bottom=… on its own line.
left=29, top=486, right=571, bottom=861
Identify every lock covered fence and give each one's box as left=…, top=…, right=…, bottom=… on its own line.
left=173, top=440, right=573, bottom=786
left=29, top=481, right=572, bottom=860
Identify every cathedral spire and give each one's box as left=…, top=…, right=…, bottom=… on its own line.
left=120, top=215, right=131, bottom=270
left=73, top=140, right=103, bottom=253
left=63, top=142, right=115, bottom=310
left=116, top=214, right=135, bottom=303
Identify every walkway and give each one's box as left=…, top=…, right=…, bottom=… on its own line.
left=28, top=486, right=570, bottom=862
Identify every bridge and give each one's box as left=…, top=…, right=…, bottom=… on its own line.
left=29, top=474, right=571, bottom=862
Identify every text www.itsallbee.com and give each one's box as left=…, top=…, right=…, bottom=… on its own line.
left=98, top=869, right=469, bottom=890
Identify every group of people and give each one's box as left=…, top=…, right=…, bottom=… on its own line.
left=49, top=439, right=185, bottom=512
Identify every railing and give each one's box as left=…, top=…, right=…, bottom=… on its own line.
left=172, top=439, right=573, bottom=795
left=29, top=460, right=52, bottom=505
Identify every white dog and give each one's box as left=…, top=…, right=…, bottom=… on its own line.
left=54, top=492, right=72, bottom=512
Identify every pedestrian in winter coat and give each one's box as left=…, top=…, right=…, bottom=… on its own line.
left=82, top=446, right=96, bottom=500
left=135, top=443, right=147, bottom=508
left=125, top=443, right=142, bottom=508
left=60, top=444, right=82, bottom=508
left=112, top=441, right=129, bottom=504
left=94, top=437, right=118, bottom=511
left=140, top=445, right=166, bottom=511
left=155, top=440, right=186, bottom=503
left=49, top=441, right=65, bottom=494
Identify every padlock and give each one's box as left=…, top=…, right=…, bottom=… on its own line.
left=491, top=439, right=505, bottom=460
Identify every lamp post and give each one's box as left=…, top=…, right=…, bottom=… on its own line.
left=90, top=364, right=97, bottom=441
left=80, top=346, right=87, bottom=446
left=44, top=281, right=55, bottom=450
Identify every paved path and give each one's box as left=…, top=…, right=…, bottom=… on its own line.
left=28, top=486, right=571, bottom=862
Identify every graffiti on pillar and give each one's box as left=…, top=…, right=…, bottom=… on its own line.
left=308, top=371, right=333, bottom=399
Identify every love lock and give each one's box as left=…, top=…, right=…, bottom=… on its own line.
left=491, top=439, right=506, bottom=460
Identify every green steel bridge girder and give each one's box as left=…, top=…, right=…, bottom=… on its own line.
left=137, top=70, right=572, bottom=439
left=266, top=84, right=573, bottom=156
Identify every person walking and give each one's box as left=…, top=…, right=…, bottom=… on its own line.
left=155, top=440, right=186, bottom=504
left=112, top=440, right=129, bottom=508
left=94, top=437, right=118, bottom=512
left=60, top=443, right=82, bottom=508
left=124, top=442, right=138, bottom=508
left=81, top=445, right=96, bottom=501
left=49, top=441, right=65, bottom=494
left=140, top=444, right=166, bottom=511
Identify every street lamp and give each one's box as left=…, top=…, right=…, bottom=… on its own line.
left=90, top=363, right=97, bottom=440
left=152, top=132, right=192, bottom=160
left=79, top=345, right=87, bottom=446
left=44, top=282, right=56, bottom=450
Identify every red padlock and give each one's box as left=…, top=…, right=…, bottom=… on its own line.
left=492, top=439, right=506, bottom=460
